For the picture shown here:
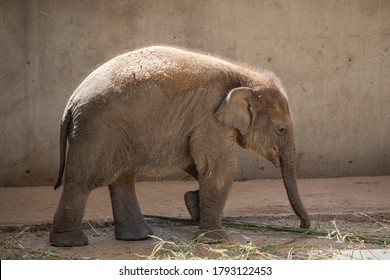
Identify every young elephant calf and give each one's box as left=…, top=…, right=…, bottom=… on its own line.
left=50, top=46, right=310, bottom=246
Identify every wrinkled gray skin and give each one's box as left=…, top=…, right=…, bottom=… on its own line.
left=50, top=46, right=311, bottom=246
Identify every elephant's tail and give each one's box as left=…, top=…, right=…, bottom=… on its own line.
left=54, top=109, right=72, bottom=190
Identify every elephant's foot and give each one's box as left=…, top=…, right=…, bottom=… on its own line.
left=49, top=228, right=89, bottom=247
left=114, top=221, right=154, bottom=241
left=300, top=219, right=311, bottom=229
left=196, top=229, right=227, bottom=244
left=184, top=190, right=200, bottom=221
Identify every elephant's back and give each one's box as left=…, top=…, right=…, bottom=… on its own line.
left=109, top=46, right=238, bottom=93
left=67, top=46, right=237, bottom=112
left=117, top=46, right=236, bottom=77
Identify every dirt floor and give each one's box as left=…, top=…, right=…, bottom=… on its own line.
left=1, top=176, right=389, bottom=260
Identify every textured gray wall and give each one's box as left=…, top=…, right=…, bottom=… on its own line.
left=1, top=0, right=389, bottom=186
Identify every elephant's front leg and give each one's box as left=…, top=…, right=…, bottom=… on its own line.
left=109, top=174, right=154, bottom=240
left=195, top=157, right=236, bottom=242
left=189, top=131, right=236, bottom=242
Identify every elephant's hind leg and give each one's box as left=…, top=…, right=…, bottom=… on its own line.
left=184, top=190, right=200, bottom=221
left=50, top=185, right=90, bottom=247
left=109, top=174, right=153, bottom=241
left=183, top=164, right=200, bottom=221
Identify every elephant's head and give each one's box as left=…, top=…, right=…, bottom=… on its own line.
left=215, top=82, right=311, bottom=228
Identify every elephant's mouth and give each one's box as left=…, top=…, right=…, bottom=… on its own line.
left=257, top=146, right=281, bottom=168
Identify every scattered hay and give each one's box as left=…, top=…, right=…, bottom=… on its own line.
left=143, top=235, right=281, bottom=260
left=141, top=213, right=390, bottom=260
left=2, top=213, right=388, bottom=260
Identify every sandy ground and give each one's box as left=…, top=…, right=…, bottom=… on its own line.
left=0, top=176, right=389, bottom=259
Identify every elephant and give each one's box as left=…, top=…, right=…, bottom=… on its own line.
left=50, top=46, right=311, bottom=247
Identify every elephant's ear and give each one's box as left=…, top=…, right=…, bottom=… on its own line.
left=214, top=87, right=253, bottom=135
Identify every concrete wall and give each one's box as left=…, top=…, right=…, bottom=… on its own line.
left=1, top=0, right=389, bottom=186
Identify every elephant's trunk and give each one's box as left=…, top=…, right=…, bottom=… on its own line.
left=279, top=136, right=311, bottom=228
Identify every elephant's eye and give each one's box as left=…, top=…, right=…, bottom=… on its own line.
left=275, top=126, right=286, bottom=136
